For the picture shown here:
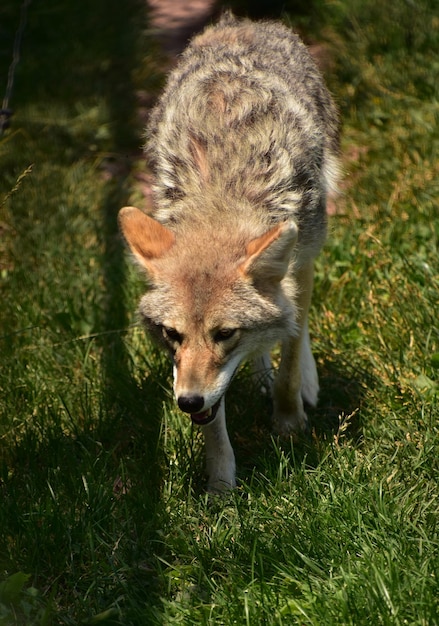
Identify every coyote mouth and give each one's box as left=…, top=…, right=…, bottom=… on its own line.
left=190, top=398, right=222, bottom=426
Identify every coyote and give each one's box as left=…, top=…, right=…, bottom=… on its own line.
left=119, top=13, right=340, bottom=490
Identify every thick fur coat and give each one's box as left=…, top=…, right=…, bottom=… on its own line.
left=119, top=13, right=340, bottom=490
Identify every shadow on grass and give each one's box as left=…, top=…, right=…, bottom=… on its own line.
left=1, top=0, right=171, bottom=618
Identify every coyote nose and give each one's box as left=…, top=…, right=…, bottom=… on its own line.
left=177, top=394, right=204, bottom=414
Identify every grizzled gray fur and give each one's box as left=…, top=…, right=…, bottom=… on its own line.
left=146, top=11, right=340, bottom=264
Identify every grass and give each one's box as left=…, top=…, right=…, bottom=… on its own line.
left=0, top=0, right=438, bottom=623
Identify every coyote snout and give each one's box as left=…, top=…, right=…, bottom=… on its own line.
left=118, top=13, right=340, bottom=491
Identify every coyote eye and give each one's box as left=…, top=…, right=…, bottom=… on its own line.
left=214, top=328, right=237, bottom=342
left=161, top=325, right=182, bottom=344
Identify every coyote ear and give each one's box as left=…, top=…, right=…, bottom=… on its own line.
left=240, top=220, right=298, bottom=283
left=118, top=206, right=175, bottom=273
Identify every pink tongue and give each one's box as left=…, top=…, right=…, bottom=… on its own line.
left=191, top=411, right=209, bottom=423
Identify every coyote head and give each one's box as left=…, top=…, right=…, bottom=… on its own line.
left=118, top=206, right=298, bottom=426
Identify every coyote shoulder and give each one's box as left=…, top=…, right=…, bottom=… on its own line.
left=119, top=13, right=340, bottom=490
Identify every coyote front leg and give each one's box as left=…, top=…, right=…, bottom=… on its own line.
left=202, top=397, right=236, bottom=491
left=272, top=261, right=319, bottom=436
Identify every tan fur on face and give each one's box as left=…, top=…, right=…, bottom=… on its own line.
left=117, top=214, right=280, bottom=412
left=120, top=207, right=299, bottom=405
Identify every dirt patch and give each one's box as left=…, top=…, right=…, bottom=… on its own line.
left=147, top=0, right=217, bottom=56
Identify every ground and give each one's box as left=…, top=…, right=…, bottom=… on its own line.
left=148, top=0, right=217, bottom=56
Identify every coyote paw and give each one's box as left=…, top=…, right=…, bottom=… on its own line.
left=207, top=471, right=236, bottom=492
left=272, top=407, right=310, bottom=438
left=206, top=453, right=236, bottom=492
